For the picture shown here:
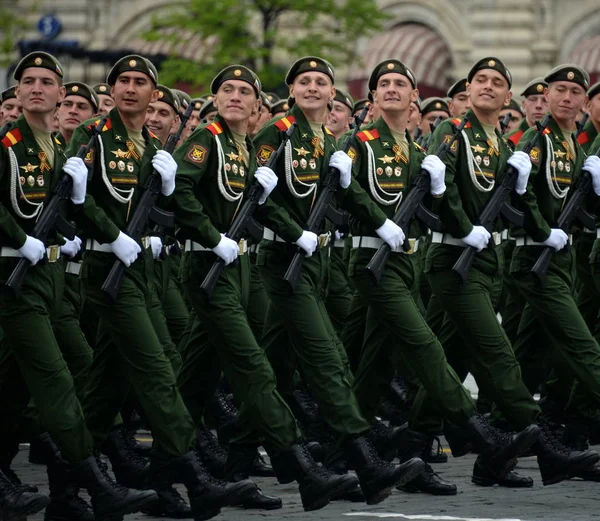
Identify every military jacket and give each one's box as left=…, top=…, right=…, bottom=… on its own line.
left=253, top=103, right=385, bottom=241
left=0, top=115, right=67, bottom=248
left=577, top=120, right=599, bottom=156
left=514, top=116, right=585, bottom=242
left=346, top=116, right=425, bottom=239
left=506, top=118, right=530, bottom=150
left=65, top=107, right=162, bottom=244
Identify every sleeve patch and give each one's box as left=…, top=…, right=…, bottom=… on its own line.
left=347, top=147, right=357, bottom=163
left=257, top=144, right=275, bottom=165
left=529, top=146, right=540, bottom=164
left=443, top=134, right=458, bottom=152
left=186, top=144, right=207, bottom=164
left=84, top=149, right=94, bottom=165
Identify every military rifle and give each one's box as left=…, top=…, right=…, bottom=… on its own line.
left=452, top=114, right=552, bottom=283
left=282, top=104, right=369, bottom=293
left=200, top=123, right=297, bottom=299
left=500, top=112, right=512, bottom=135
left=420, top=115, right=444, bottom=152
left=6, top=116, right=108, bottom=298
left=531, top=145, right=600, bottom=285
left=364, top=115, right=469, bottom=285
left=101, top=103, right=193, bottom=303
left=576, top=112, right=589, bottom=139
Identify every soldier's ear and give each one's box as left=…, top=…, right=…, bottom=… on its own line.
left=289, top=84, right=295, bottom=99
left=57, top=85, right=66, bottom=105
left=543, top=86, right=549, bottom=102
left=411, top=88, right=419, bottom=103
left=330, top=86, right=336, bottom=102
left=150, top=89, right=159, bottom=103
left=503, top=90, right=513, bottom=107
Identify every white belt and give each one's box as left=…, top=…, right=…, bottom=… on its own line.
left=333, top=238, right=346, bottom=248
left=596, top=229, right=600, bottom=239
left=86, top=237, right=149, bottom=253
left=352, top=236, right=419, bottom=254
left=515, top=235, right=573, bottom=247
left=431, top=231, right=503, bottom=247
left=0, top=245, right=61, bottom=262
left=184, top=239, right=248, bottom=255
left=263, top=228, right=331, bottom=248
left=584, top=228, right=596, bottom=235
left=249, top=244, right=258, bottom=253
left=65, top=261, right=82, bottom=275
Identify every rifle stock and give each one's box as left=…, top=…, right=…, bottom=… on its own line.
left=101, top=104, right=194, bottom=303
left=364, top=115, right=469, bottom=284
left=6, top=116, right=108, bottom=298
left=199, top=123, right=297, bottom=299
left=452, top=114, right=553, bottom=283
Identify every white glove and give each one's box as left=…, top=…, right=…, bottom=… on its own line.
left=212, top=234, right=238, bottom=265
left=421, top=155, right=446, bottom=196
left=461, top=225, right=491, bottom=251
left=584, top=156, right=600, bottom=196
left=329, top=150, right=353, bottom=189
left=254, top=166, right=278, bottom=205
left=295, top=231, right=318, bottom=257
left=507, top=151, right=532, bottom=195
left=543, top=228, right=569, bottom=251
left=149, top=236, right=163, bottom=260
left=63, top=157, right=88, bottom=204
left=375, top=219, right=405, bottom=251
left=18, top=235, right=46, bottom=265
left=60, top=236, right=82, bottom=258
left=109, top=231, right=142, bottom=267
left=152, top=150, right=177, bottom=196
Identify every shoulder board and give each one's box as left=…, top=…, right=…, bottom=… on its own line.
left=508, top=130, right=524, bottom=146
left=357, top=129, right=380, bottom=142
left=450, top=118, right=471, bottom=129
left=206, top=121, right=224, bottom=136
left=1, top=129, right=22, bottom=148
left=274, top=116, right=296, bottom=131
left=577, top=131, right=589, bottom=145
left=87, top=118, right=113, bottom=133
left=542, top=127, right=551, bottom=135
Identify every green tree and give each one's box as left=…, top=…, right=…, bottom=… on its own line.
left=144, top=0, right=384, bottom=91
left=0, top=6, right=28, bottom=66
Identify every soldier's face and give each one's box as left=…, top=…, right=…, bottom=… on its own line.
left=146, top=101, right=178, bottom=144
left=0, top=98, right=23, bottom=123
left=419, top=110, right=449, bottom=135
left=373, top=73, right=417, bottom=114
left=97, top=93, right=115, bottom=116
left=497, top=108, right=523, bottom=133
left=254, top=104, right=272, bottom=134
left=326, top=101, right=352, bottom=136
left=214, top=80, right=259, bottom=123
left=449, top=92, right=470, bottom=117
left=546, top=83, right=587, bottom=124
left=57, top=95, right=95, bottom=133
left=467, top=70, right=510, bottom=112
left=588, top=95, right=600, bottom=126
left=111, top=72, right=158, bottom=115
left=522, top=94, right=547, bottom=126
left=406, top=101, right=421, bottom=132
left=16, top=68, right=65, bottom=114
left=290, top=72, right=334, bottom=114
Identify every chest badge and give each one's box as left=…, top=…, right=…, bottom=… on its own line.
left=378, top=155, right=394, bottom=164
left=20, top=163, right=39, bottom=173
left=294, top=147, right=310, bottom=157
left=471, top=143, right=485, bottom=154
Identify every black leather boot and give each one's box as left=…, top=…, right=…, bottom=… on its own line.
left=102, top=426, right=149, bottom=488
left=195, top=424, right=227, bottom=478
left=369, top=418, right=408, bottom=461
left=225, top=445, right=281, bottom=510
left=397, top=430, right=457, bottom=496
left=536, top=417, right=600, bottom=485
left=248, top=451, right=275, bottom=477
left=562, top=421, right=600, bottom=482
left=208, top=383, right=238, bottom=446
left=28, top=432, right=58, bottom=466
left=0, top=466, right=38, bottom=494
left=271, top=442, right=358, bottom=511
left=471, top=455, right=533, bottom=487
left=0, top=467, right=49, bottom=520
left=45, top=458, right=95, bottom=521
left=345, top=436, right=425, bottom=505
left=287, top=385, right=320, bottom=429
left=75, top=454, right=157, bottom=519
left=426, top=436, right=448, bottom=464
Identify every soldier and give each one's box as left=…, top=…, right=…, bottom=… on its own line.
left=145, top=84, right=180, bottom=145
left=66, top=54, right=257, bottom=521
left=199, top=99, right=218, bottom=124
left=271, top=99, right=290, bottom=119
left=247, top=91, right=272, bottom=138
left=92, top=83, right=115, bottom=116
left=0, top=51, right=158, bottom=520
left=179, top=97, right=203, bottom=144
left=407, top=98, right=422, bottom=136
left=0, top=86, right=22, bottom=127
left=498, top=99, right=524, bottom=134
left=578, top=82, right=600, bottom=153
left=326, top=88, right=354, bottom=140
left=56, top=82, right=100, bottom=144
left=447, top=78, right=470, bottom=117
left=418, top=97, right=450, bottom=137
left=506, top=78, right=548, bottom=148
left=171, top=64, right=385, bottom=511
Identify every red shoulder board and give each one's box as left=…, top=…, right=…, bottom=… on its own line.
left=577, top=131, right=589, bottom=145
left=274, top=116, right=296, bottom=131
left=87, top=118, right=112, bottom=133
left=206, top=122, right=224, bottom=136
left=508, top=130, right=524, bottom=146
left=357, top=129, right=380, bottom=142
left=542, top=127, right=551, bottom=135
left=450, top=118, right=471, bottom=129
left=1, top=128, right=22, bottom=148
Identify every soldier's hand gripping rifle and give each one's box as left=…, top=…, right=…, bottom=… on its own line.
left=200, top=123, right=297, bottom=299
left=420, top=115, right=444, bottom=152
left=364, top=115, right=469, bottom=285
left=101, top=103, right=193, bottom=303
left=531, top=145, right=600, bottom=285
left=282, top=104, right=369, bottom=293
left=6, top=116, right=108, bottom=298
left=452, top=114, right=552, bottom=283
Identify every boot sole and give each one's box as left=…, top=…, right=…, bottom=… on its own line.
left=96, top=490, right=158, bottom=518
left=8, top=493, right=51, bottom=519
left=301, top=474, right=358, bottom=512
left=471, top=474, right=533, bottom=488
left=542, top=452, right=600, bottom=486
left=364, top=458, right=425, bottom=505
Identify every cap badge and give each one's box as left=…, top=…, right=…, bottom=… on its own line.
left=537, top=84, right=544, bottom=92
left=34, top=57, right=43, bottom=65
left=158, top=91, right=164, bottom=98
left=435, top=102, right=441, bottom=108
left=71, top=85, right=79, bottom=92
left=310, top=60, right=317, bottom=68
left=129, top=59, right=137, bottom=67
left=233, top=69, right=242, bottom=77
left=567, top=71, right=575, bottom=80
left=99, top=85, right=107, bottom=92
left=387, top=63, right=395, bottom=70
left=488, top=60, right=496, bottom=67
left=195, top=102, right=202, bottom=110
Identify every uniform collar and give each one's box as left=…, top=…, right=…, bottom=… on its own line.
left=14, top=115, right=51, bottom=157
left=212, top=113, right=254, bottom=151
left=289, top=103, right=328, bottom=142
left=108, top=106, right=155, bottom=145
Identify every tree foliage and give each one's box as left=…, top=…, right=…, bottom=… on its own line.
left=0, top=6, right=28, bottom=66
left=144, top=0, right=384, bottom=91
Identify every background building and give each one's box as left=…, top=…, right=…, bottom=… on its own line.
left=3, top=0, right=600, bottom=97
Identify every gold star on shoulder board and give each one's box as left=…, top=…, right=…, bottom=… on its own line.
left=471, top=144, right=485, bottom=154
left=554, top=150, right=566, bottom=159
left=378, top=155, right=394, bottom=164
left=294, top=147, right=310, bottom=157
left=226, top=152, right=240, bottom=162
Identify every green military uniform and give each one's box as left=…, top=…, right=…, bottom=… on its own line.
left=172, top=66, right=301, bottom=454
left=68, top=55, right=195, bottom=462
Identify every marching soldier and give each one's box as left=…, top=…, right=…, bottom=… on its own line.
left=578, top=82, right=600, bottom=153
left=498, top=99, right=524, bottom=134
left=326, top=88, right=354, bottom=140
left=447, top=78, right=470, bottom=117
left=0, top=86, right=22, bottom=127
left=418, top=97, right=450, bottom=137
left=92, top=83, right=115, bottom=116
left=506, top=78, right=548, bottom=149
